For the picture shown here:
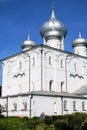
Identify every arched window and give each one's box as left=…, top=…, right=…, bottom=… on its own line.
left=49, top=80, right=54, bottom=91
left=61, top=59, right=63, bottom=68
left=49, top=56, right=52, bottom=65
left=61, top=81, right=64, bottom=92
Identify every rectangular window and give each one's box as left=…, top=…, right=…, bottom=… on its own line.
left=73, top=101, right=77, bottom=111
left=64, top=100, right=68, bottom=111
left=82, top=101, right=86, bottom=111
left=54, top=102, right=57, bottom=113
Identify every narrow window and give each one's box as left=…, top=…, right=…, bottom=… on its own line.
left=32, top=57, right=35, bottom=66
left=74, top=63, right=77, bottom=71
left=64, top=100, right=68, bottom=111
left=61, top=81, right=64, bottom=92
left=8, top=65, right=10, bottom=73
left=49, top=80, right=53, bottom=91
left=82, top=101, right=86, bottom=111
left=49, top=56, right=52, bottom=65
left=73, top=101, right=77, bottom=111
left=61, top=60, right=63, bottom=68
left=12, top=103, right=17, bottom=111
left=19, top=62, right=22, bottom=70
left=54, top=102, right=57, bottom=113
left=21, top=102, right=27, bottom=111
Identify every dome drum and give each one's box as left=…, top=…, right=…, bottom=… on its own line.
left=42, top=30, right=64, bottom=41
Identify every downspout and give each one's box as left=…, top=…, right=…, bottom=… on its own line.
left=29, top=55, right=30, bottom=93
left=65, top=57, right=67, bottom=93
left=30, top=94, right=33, bottom=118
left=41, top=47, right=43, bottom=91
left=7, top=96, right=8, bottom=116
left=61, top=96, right=63, bottom=115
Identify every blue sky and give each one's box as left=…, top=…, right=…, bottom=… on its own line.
left=0, top=0, right=87, bottom=60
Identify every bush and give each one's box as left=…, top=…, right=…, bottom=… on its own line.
left=29, top=117, right=40, bottom=130
left=81, top=118, right=87, bottom=130
left=72, top=113, right=87, bottom=130
left=0, top=117, right=29, bottom=130
left=44, top=116, right=53, bottom=126
left=54, top=119, right=66, bottom=130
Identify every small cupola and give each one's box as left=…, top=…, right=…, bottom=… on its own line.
left=21, top=33, right=36, bottom=51
left=72, top=32, right=87, bottom=56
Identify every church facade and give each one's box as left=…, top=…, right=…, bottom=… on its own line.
left=0, top=6, right=87, bottom=117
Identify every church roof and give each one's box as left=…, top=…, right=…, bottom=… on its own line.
left=74, top=86, right=87, bottom=95
left=30, top=91, right=87, bottom=99
left=1, top=44, right=87, bottom=62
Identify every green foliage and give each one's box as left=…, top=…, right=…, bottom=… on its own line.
left=28, top=116, right=40, bottom=130
left=54, top=119, right=66, bottom=130
left=0, top=117, right=29, bottom=130
left=44, top=116, right=53, bottom=126
left=81, top=118, right=87, bottom=130
left=0, top=113, right=87, bottom=130
left=72, top=112, right=86, bottom=130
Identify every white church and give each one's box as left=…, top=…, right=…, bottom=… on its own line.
left=0, top=5, right=87, bottom=118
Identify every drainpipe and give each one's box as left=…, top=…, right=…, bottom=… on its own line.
left=7, top=96, right=9, bottom=116
left=40, top=47, right=43, bottom=91
left=30, top=94, right=33, bottom=118
left=61, top=96, right=63, bottom=115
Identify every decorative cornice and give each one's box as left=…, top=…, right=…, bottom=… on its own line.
left=70, top=73, right=84, bottom=79
left=13, top=73, right=25, bottom=78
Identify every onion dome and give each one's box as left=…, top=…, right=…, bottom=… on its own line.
left=21, top=33, right=36, bottom=51
left=72, top=32, right=87, bottom=48
left=40, top=5, right=67, bottom=41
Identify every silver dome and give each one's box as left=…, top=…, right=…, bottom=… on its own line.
left=21, top=34, right=36, bottom=50
left=72, top=32, right=87, bottom=48
left=40, top=6, right=67, bottom=41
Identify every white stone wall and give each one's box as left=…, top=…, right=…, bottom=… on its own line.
left=1, top=94, right=87, bottom=117
left=2, top=46, right=87, bottom=96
